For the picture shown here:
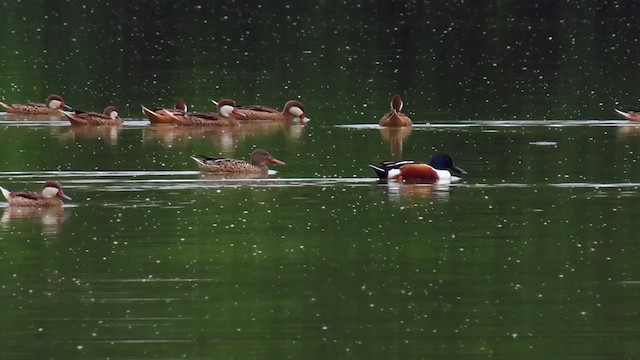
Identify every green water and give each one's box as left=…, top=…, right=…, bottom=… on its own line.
left=2, top=1, right=640, bottom=359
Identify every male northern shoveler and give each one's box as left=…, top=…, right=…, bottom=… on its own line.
left=615, top=109, right=640, bottom=121
left=61, top=106, right=123, bottom=125
left=0, top=94, right=73, bottom=114
left=169, top=99, right=245, bottom=126
left=191, top=149, right=285, bottom=173
left=142, top=99, right=188, bottom=124
left=236, top=100, right=309, bottom=124
left=379, top=95, right=412, bottom=127
left=0, top=181, right=72, bottom=207
left=369, top=153, right=466, bottom=183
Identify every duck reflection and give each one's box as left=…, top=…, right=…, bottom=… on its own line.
left=380, top=181, right=454, bottom=201
left=617, top=124, right=640, bottom=137
left=379, top=127, right=411, bottom=157
left=53, top=125, right=123, bottom=145
left=142, top=123, right=306, bottom=152
left=1, top=206, right=67, bottom=235
left=1, top=113, right=67, bottom=121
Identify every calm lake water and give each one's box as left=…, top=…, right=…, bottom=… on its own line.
left=2, top=1, right=640, bottom=359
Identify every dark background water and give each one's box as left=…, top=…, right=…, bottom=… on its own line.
left=2, top=1, right=640, bottom=360
left=1, top=1, right=639, bottom=122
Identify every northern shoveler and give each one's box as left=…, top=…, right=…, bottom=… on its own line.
left=0, top=94, right=73, bottom=114
left=169, top=99, right=245, bottom=126
left=142, top=99, right=188, bottom=124
left=61, top=106, right=122, bottom=125
left=615, top=109, right=640, bottom=121
left=0, top=181, right=72, bottom=207
left=379, top=95, right=412, bottom=127
left=191, top=149, right=285, bottom=173
left=369, top=153, right=466, bottom=183
left=236, top=100, right=309, bottom=124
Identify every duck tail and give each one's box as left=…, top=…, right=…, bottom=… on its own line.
left=0, top=100, right=12, bottom=112
left=190, top=155, right=206, bottom=166
left=0, top=186, right=11, bottom=200
left=368, top=164, right=388, bottom=179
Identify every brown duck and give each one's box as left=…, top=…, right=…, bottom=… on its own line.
left=0, top=181, right=72, bottom=207
left=168, top=99, right=245, bottom=126
left=0, top=94, right=72, bottom=114
left=191, top=149, right=285, bottom=173
left=61, top=106, right=123, bottom=125
left=237, top=100, right=309, bottom=124
left=142, top=99, right=188, bottom=124
left=379, top=95, right=412, bottom=127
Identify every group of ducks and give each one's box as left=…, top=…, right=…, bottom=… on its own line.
left=8, top=92, right=636, bottom=208
left=0, top=94, right=310, bottom=126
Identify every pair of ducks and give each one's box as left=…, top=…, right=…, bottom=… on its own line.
left=1, top=151, right=467, bottom=208
left=141, top=99, right=308, bottom=126
left=0, top=94, right=123, bottom=125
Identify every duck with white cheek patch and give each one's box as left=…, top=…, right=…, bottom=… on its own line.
left=165, top=98, right=245, bottom=126
left=60, top=105, right=123, bottom=126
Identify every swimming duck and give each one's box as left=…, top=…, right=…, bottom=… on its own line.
left=61, top=106, right=122, bottom=125
left=236, top=100, right=309, bottom=124
left=191, top=149, right=285, bottom=173
left=0, top=94, right=73, bottom=114
left=369, top=153, right=466, bottom=183
left=0, top=181, right=72, bottom=207
left=615, top=109, right=640, bottom=121
left=169, top=99, right=245, bottom=126
left=379, top=95, right=412, bottom=127
left=142, top=99, right=188, bottom=124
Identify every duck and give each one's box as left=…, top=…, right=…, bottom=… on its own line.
left=0, top=181, right=72, bottom=207
left=615, top=109, right=640, bottom=121
left=369, top=153, right=466, bottom=183
left=236, top=100, right=309, bottom=124
left=191, top=149, right=285, bottom=173
left=0, top=94, right=73, bottom=114
left=379, top=95, right=412, bottom=127
left=60, top=106, right=122, bottom=126
left=168, top=99, right=245, bottom=126
left=141, top=99, right=188, bottom=124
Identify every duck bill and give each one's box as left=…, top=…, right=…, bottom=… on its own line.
left=451, top=165, right=467, bottom=175
left=58, top=191, right=72, bottom=200
left=269, top=157, right=286, bottom=166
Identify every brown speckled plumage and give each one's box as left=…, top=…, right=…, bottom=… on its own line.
left=1, top=181, right=71, bottom=207
left=237, top=100, right=307, bottom=123
left=0, top=94, right=71, bottom=115
left=62, top=106, right=123, bottom=126
left=191, top=149, right=285, bottom=173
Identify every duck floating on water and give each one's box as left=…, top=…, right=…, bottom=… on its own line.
left=0, top=181, right=72, bottom=207
left=142, top=99, right=188, bottom=124
left=191, top=149, right=285, bottom=173
left=236, top=100, right=309, bottom=124
left=0, top=94, right=73, bottom=115
left=61, top=106, right=122, bottom=125
left=379, top=95, right=412, bottom=127
left=369, top=153, right=466, bottom=183
left=168, top=99, right=245, bottom=126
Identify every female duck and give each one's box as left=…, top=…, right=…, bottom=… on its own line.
left=191, top=149, right=285, bottom=173
left=379, top=95, right=412, bottom=127
left=370, top=153, right=466, bottom=183
left=61, top=106, right=122, bottom=125
left=0, top=94, right=73, bottom=114
left=1, top=181, right=72, bottom=207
